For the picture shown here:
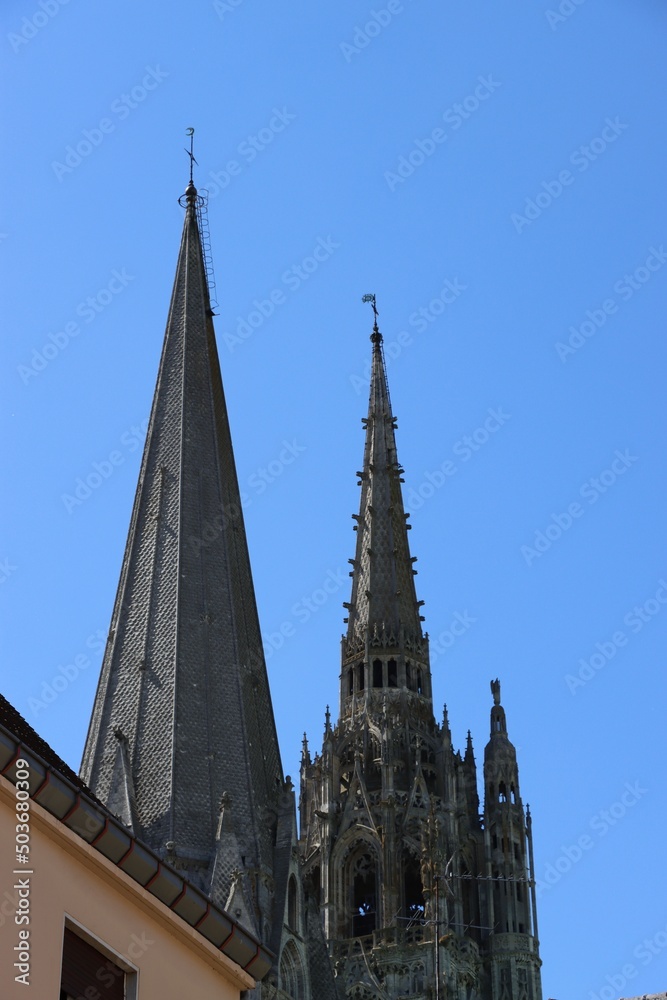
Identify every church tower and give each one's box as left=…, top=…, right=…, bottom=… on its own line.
left=299, top=303, right=543, bottom=999
left=80, top=176, right=336, bottom=999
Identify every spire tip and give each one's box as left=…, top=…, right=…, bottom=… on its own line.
left=183, top=127, right=198, bottom=198
left=362, top=293, right=382, bottom=342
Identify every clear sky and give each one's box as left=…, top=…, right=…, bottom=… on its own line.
left=2, top=2, right=666, bottom=997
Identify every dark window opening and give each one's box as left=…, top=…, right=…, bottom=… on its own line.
left=352, top=854, right=377, bottom=937
left=357, top=661, right=364, bottom=691
left=402, top=855, right=425, bottom=922
left=348, top=668, right=354, bottom=696
left=373, top=659, right=383, bottom=688
left=388, top=658, right=398, bottom=687
left=406, top=661, right=413, bottom=690
left=416, top=669, right=423, bottom=695
left=60, top=928, right=125, bottom=1000
left=499, top=782, right=507, bottom=803
left=310, top=866, right=321, bottom=908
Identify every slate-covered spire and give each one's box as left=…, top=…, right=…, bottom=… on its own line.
left=345, top=298, right=424, bottom=645
left=80, top=180, right=283, bottom=912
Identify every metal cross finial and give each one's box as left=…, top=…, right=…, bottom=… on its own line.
left=184, top=127, right=198, bottom=185
left=362, top=293, right=380, bottom=330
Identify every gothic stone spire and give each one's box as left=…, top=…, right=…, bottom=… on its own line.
left=345, top=306, right=424, bottom=646
left=80, top=181, right=283, bottom=909
left=299, top=307, right=543, bottom=999
left=340, top=301, right=432, bottom=718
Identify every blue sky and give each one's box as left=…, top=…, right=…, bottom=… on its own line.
left=2, top=1, right=667, bottom=996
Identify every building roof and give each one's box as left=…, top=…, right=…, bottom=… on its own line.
left=0, top=691, right=272, bottom=980
left=0, top=691, right=92, bottom=796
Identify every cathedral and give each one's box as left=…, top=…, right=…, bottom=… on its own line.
left=79, top=175, right=543, bottom=998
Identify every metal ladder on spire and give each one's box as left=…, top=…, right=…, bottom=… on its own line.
left=196, top=190, right=218, bottom=312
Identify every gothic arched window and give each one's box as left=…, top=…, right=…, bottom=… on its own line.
left=373, top=659, right=383, bottom=688
left=412, top=963, right=425, bottom=992
left=279, top=940, right=305, bottom=1000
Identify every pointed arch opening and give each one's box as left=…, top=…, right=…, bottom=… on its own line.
left=372, top=659, right=383, bottom=688
left=279, top=940, right=305, bottom=1000
left=387, top=658, right=397, bottom=687
left=413, top=964, right=425, bottom=992
left=357, top=660, right=365, bottom=691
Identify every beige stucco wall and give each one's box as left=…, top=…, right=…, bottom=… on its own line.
left=0, top=775, right=254, bottom=999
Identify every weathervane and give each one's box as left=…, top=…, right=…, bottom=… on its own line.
left=362, top=292, right=380, bottom=329
left=184, top=127, right=198, bottom=185
left=361, top=292, right=382, bottom=343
